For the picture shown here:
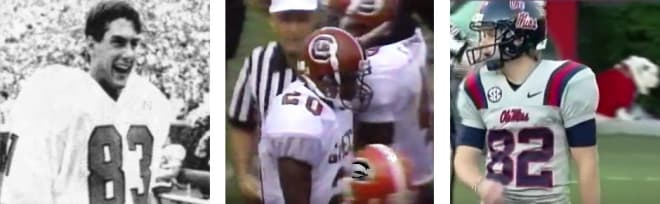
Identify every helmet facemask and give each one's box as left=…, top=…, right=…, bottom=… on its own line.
left=317, top=59, right=373, bottom=112
left=466, top=21, right=523, bottom=70
left=465, top=1, right=547, bottom=71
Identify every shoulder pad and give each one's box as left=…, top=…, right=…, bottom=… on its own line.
left=262, top=91, right=326, bottom=138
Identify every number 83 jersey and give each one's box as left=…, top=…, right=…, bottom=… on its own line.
left=2, top=65, right=174, bottom=204
left=457, top=60, right=599, bottom=202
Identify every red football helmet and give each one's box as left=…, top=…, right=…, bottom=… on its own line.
left=328, top=0, right=399, bottom=27
left=346, top=144, right=413, bottom=204
left=301, top=27, right=372, bottom=111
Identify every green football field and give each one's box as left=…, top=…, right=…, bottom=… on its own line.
left=226, top=7, right=660, bottom=204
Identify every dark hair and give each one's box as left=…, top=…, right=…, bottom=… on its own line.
left=85, top=0, right=142, bottom=42
left=0, top=91, right=8, bottom=100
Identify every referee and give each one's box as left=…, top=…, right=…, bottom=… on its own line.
left=227, top=0, right=319, bottom=203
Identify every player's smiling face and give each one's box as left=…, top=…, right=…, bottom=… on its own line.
left=88, top=18, right=140, bottom=94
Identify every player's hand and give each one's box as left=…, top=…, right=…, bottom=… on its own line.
left=477, top=179, right=505, bottom=204
left=159, top=159, right=183, bottom=180
left=238, top=173, right=262, bottom=202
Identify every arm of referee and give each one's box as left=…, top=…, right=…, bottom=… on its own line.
left=228, top=48, right=261, bottom=200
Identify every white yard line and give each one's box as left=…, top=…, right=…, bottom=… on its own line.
left=606, top=176, right=633, bottom=181
left=569, top=176, right=660, bottom=183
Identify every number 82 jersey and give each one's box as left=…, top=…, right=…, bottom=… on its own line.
left=457, top=60, right=599, bottom=203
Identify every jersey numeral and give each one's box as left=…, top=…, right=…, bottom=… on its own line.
left=282, top=92, right=323, bottom=116
left=486, top=127, right=554, bottom=188
left=88, top=125, right=153, bottom=204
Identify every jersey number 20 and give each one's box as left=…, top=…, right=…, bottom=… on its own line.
left=486, top=127, right=554, bottom=187
left=88, top=125, right=153, bottom=204
left=282, top=92, right=323, bottom=116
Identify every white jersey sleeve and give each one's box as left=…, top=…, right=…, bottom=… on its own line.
left=457, top=72, right=486, bottom=129
left=2, top=66, right=79, bottom=203
left=357, top=75, right=400, bottom=123
left=358, top=43, right=413, bottom=123
left=261, top=93, right=326, bottom=167
left=560, top=68, right=599, bottom=128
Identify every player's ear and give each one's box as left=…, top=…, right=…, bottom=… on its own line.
left=84, top=36, right=97, bottom=60
left=85, top=35, right=96, bottom=50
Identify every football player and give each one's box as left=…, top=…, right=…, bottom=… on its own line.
left=454, top=1, right=600, bottom=204
left=2, top=1, right=177, bottom=203
left=258, top=27, right=371, bottom=204
left=337, top=1, right=434, bottom=203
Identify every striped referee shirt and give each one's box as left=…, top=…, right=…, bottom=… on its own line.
left=228, top=41, right=298, bottom=130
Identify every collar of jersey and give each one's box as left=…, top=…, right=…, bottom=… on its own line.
left=300, top=76, right=337, bottom=109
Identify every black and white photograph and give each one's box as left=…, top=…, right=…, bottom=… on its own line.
left=0, top=0, right=209, bottom=203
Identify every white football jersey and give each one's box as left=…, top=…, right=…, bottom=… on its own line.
left=358, top=28, right=433, bottom=186
left=2, top=65, right=174, bottom=204
left=259, top=81, right=353, bottom=204
left=457, top=60, right=598, bottom=203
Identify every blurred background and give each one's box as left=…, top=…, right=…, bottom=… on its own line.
left=0, top=0, right=210, bottom=203
left=225, top=0, right=434, bottom=203
left=451, top=1, right=660, bottom=203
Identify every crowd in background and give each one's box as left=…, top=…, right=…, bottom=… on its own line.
left=0, top=0, right=209, bottom=114
left=0, top=0, right=210, bottom=177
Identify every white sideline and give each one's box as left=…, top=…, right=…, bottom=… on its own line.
left=568, top=176, right=660, bottom=184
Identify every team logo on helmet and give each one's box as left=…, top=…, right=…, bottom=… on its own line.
left=308, top=34, right=338, bottom=64
left=348, top=0, right=383, bottom=16
left=352, top=159, right=372, bottom=181
left=509, top=0, right=525, bottom=10
left=515, top=12, right=538, bottom=30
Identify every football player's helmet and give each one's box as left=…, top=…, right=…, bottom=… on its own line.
left=326, top=0, right=398, bottom=27
left=300, top=27, right=373, bottom=111
left=465, top=0, right=547, bottom=70
left=344, top=144, right=413, bottom=204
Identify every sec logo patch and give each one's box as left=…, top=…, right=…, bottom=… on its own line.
left=487, top=86, right=502, bottom=103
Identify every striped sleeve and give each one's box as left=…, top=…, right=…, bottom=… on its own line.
left=549, top=61, right=599, bottom=128
left=227, top=46, right=262, bottom=130
left=543, top=61, right=589, bottom=107
left=456, top=71, right=486, bottom=129
left=227, top=42, right=298, bottom=130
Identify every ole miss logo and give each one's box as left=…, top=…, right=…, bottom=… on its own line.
left=500, top=108, right=529, bottom=123
left=515, top=12, right=538, bottom=30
